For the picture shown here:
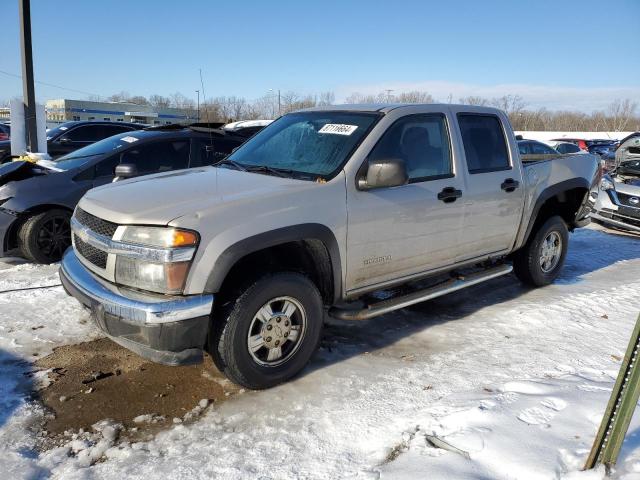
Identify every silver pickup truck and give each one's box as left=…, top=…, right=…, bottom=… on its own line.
left=60, top=104, right=599, bottom=389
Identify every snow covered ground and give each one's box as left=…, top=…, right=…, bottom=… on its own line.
left=0, top=225, right=639, bottom=479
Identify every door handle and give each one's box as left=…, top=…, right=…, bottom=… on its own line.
left=437, top=186, right=463, bottom=203
left=501, top=178, right=520, bottom=192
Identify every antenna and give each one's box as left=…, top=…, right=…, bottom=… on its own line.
left=199, top=68, right=216, bottom=154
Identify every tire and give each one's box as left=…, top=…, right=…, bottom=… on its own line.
left=513, top=215, right=568, bottom=287
left=209, top=272, right=324, bottom=390
left=18, top=209, right=72, bottom=264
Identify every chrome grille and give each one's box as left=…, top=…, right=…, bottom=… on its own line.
left=74, top=208, right=118, bottom=238
left=74, top=234, right=108, bottom=269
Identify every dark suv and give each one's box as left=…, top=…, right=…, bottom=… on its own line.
left=0, top=125, right=258, bottom=263
left=0, top=121, right=144, bottom=163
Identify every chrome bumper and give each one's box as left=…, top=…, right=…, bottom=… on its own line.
left=60, top=249, right=213, bottom=365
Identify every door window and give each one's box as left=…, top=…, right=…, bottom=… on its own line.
left=65, top=125, right=104, bottom=142
left=95, top=155, right=120, bottom=178
left=458, top=114, right=510, bottom=173
left=120, top=140, right=190, bottom=174
left=368, top=114, right=452, bottom=182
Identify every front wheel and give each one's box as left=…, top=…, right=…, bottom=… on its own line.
left=513, top=215, right=569, bottom=287
left=18, top=209, right=72, bottom=264
left=209, top=272, right=323, bottom=389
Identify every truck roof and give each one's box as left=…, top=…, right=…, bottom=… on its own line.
left=299, top=103, right=504, bottom=115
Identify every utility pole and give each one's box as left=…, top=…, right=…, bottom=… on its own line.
left=19, top=0, right=38, bottom=151
left=278, top=89, right=281, bottom=116
left=195, top=90, right=200, bottom=122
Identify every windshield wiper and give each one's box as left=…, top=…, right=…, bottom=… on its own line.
left=214, top=159, right=247, bottom=171
left=244, top=165, right=293, bottom=178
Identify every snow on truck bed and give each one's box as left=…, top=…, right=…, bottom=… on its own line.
left=1, top=225, right=640, bottom=479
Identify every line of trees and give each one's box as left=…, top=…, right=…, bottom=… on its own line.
left=3, top=90, right=637, bottom=131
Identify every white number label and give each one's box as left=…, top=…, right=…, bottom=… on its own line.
left=318, top=124, right=358, bottom=136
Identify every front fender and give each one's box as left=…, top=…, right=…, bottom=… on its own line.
left=202, top=223, right=343, bottom=302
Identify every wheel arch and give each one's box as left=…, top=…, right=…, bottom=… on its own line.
left=204, top=224, right=342, bottom=305
left=5, top=203, right=73, bottom=252
left=520, top=178, right=590, bottom=247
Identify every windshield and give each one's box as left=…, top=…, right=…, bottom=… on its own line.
left=51, top=131, right=142, bottom=171
left=226, top=111, right=380, bottom=178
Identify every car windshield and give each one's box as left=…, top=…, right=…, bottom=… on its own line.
left=50, top=131, right=143, bottom=171
left=226, top=111, right=380, bottom=178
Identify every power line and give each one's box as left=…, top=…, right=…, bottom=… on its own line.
left=0, top=283, right=62, bottom=294
left=0, top=69, right=104, bottom=99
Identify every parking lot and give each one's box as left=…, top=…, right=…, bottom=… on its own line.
left=0, top=223, right=638, bottom=478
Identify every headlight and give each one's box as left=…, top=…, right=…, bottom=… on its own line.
left=599, top=178, right=615, bottom=191
left=114, top=226, right=198, bottom=294
left=119, top=226, right=198, bottom=248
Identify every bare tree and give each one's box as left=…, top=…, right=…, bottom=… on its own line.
left=149, top=94, right=171, bottom=109
left=459, top=96, right=489, bottom=106
left=607, top=99, right=637, bottom=131
left=169, top=92, right=195, bottom=110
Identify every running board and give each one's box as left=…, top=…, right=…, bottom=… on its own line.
left=329, top=264, right=513, bottom=321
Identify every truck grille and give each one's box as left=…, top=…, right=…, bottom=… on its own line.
left=74, top=234, right=108, bottom=269
left=75, top=208, right=118, bottom=238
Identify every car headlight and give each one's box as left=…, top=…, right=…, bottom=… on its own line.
left=114, top=226, right=199, bottom=294
left=599, top=177, right=615, bottom=191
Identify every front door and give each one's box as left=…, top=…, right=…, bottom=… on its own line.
left=345, top=113, right=465, bottom=292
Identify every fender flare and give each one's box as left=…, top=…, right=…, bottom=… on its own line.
left=203, top=223, right=343, bottom=301
left=521, top=177, right=591, bottom=245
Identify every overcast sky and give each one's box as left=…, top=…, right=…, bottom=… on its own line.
left=1, top=0, right=638, bottom=112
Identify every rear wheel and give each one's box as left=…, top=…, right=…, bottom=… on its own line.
left=18, top=209, right=72, bottom=264
left=209, top=272, right=323, bottom=389
left=513, top=215, right=568, bottom=287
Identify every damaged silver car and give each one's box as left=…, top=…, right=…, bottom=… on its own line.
left=592, top=132, right=640, bottom=233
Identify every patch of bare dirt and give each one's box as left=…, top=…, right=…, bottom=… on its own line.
left=34, top=338, right=239, bottom=447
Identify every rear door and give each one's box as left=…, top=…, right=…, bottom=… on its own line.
left=452, top=110, right=525, bottom=261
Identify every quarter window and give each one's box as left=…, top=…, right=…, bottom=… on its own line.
left=458, top=114, right=510, bottom=173
left=368, top=114, right=452, bottom=182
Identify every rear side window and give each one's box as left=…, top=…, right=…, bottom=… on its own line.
left=557, top=143, right=580, bottom=154
left=120, top=140, right=190, bottom=174
left=458, top=114, right=510, bottom=173
left=368, top=114, right=452, bottom=182
left=65, top=125, right=104, bottom=142
left=190, top=138, right=243, bottom=167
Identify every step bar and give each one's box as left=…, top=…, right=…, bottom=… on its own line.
left=329, top=264, right=513, bottom=321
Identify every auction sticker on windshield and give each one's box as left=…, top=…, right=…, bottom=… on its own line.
left=318, top=124, right=358, bottom=135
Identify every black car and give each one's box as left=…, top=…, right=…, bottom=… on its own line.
left=0, top=120, right=144, bottom=163
left=0, top=125, right=254, bottom=263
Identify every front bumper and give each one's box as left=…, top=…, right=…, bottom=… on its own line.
left=592, top=189, right=640, bottom=233
left=60, top=249, right=214, bottom=365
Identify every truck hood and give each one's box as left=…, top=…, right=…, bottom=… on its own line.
left=79, top=167, right=322, bottom=225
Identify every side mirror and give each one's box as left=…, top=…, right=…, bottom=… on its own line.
left=359, top=157, right=408, bottom=190
left=113, top=163, right=139, bottom=182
